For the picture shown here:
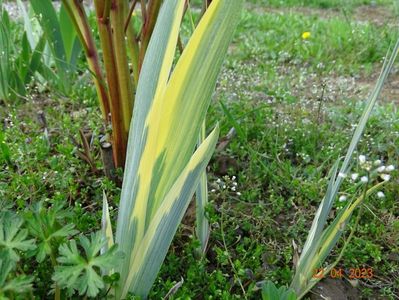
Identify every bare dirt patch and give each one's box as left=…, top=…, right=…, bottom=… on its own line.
left=355, top=5, right=397, bottom=26
left=310, top=278, right=360, bottom=300
left=355, top=68, right=399, bottom=104
left=248, top=5, right=341, bottom=20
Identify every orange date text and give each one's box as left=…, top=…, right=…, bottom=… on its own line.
left=312, top=267, right=374, bottom=279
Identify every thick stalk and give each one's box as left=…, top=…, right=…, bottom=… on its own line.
left=94, top=0, right=126, bottom=168
left=110, top=0, right=134, bottom=167
left=61, top=0, right=111, bottom=122
left=140, top=0, right=147, bottom=22
left=138, top=0, right=162, bottom=71
left=50, top=251, right=61, bottom=300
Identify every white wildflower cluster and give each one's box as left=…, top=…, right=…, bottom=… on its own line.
left=337, top=155, right=395, bottom=203
left=355, top=155, right=394, bottom=183
left=211, top=175, right=241, bottom=196
left=296, top=152, right=311, bottom=163
left=377, top=191, right=385, bottom=199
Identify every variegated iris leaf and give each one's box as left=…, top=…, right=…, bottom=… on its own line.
left=114, top=0, right=243, bottom=298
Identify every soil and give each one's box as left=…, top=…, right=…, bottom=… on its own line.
left=310, top=278, right=360, bottom=300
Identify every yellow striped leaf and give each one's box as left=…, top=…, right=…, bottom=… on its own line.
left=115, top=0, right=242, bottom=297
left=122, top=126, right=219, bottom=297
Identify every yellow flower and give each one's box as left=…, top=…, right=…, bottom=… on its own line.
left=302, top=31, right=311, bottom=39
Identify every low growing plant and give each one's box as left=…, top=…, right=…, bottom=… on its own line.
left=0, top=207, right=121, bottom=299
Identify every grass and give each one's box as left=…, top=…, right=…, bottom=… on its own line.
left=1, top=0, right=398, bottom=299
left=251, top=0, right=393, bottom=9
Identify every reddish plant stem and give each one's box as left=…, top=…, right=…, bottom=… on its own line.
left=94, top=0, right=127, bottom=168
left=62, top=0, right=111, bottom=122
left=140, top=0, right=147, bottom=23
left=109, top=0, right=134, bottom=167
left=138, top=0, right=162, bottom=71
left=124, top=0, right=139, bottom=33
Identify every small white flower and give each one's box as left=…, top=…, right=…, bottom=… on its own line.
left=358, top=155, right=366, bottom=164
left=236, top=192, right=241, bottom=196
left=377, top=166, right=386, bottom=173
left=351, top=173, right=359, bottom=181
left=232, top=175, right=236, bottom=180
left=211, top=189, right=216, bottom=193
left=216, top=178, right=221, bottom=183
left=373, top=159, right=382, bottom=166
left=377, top=191, right=385, bottom=198
left=222, top=185, right=227, bottom=189
left=361, top=176, right=368, bottom=183
left=386, top=165, right=395, bottom=172
left=231, top=186, right=236, bottom=192
left=381, top=174, right=391, bottom=181
left=233, top=182, right=238, bottom=186
left=339, top=195, right=347, bottom=202
left=338, top=172, right=347, bottom=178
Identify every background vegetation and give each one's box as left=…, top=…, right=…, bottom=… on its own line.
left=0, top=0, right=398, bottom=298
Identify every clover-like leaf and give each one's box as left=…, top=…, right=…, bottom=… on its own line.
left=24, top=202, right=78, bottom=263
left=53, top=232, right=123, bottom=298
left=0, top=211, right=36, bottom=262
left=0, top=254, right=33, bottom=298
left=262, top=281, right=297, bottom=300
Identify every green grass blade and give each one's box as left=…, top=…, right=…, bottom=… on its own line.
left=17, top=0, right=38, bottom=49
left=101, top=191, right=114, bottom=255
left=17, top=33, right=31, bottom=83
left=59, top=3, right=81, bottom=68
left=0, top=10, right=10, bottom=101
left=30, top=0, right=70, bottom=91
left=196, top=120, right=210, bottom=254
left=25, top=34, right=46, bottom=85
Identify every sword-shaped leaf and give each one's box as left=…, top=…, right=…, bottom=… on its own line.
left=115, top=0, right=242, bottom=297
left=121, top=126, right=219, bottom=297
left=101, top=191, right=114, bottom=255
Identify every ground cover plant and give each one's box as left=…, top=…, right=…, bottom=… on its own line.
left=0, top=0, right=399, bottom=299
